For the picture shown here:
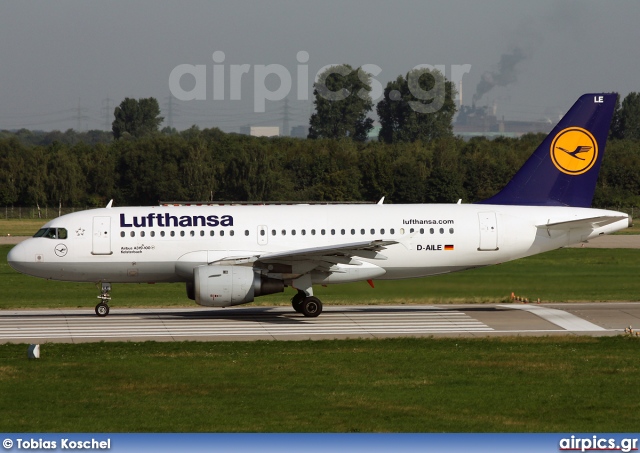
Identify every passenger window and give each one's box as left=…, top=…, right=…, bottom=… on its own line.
left=220, top=231, right=225, bottom=237
left=245, top=230, right=250, bottom=236
left=380, top=229, right=385, bottom=234
left=440, top=228, right=444, bottom=234
left=371, top=229, right=375, bottom=235
left=311, top=229, right=316, bottom=235
left=361, top=229, right=365, bottom=235
left=151, top=231, right=156, bottom=237
left=331, top=229, right=336, bottom=235
left=260, top=229, right=265, bottom=236
left=301, top=229, right=306, bottom=236
left=321, top=229, right=326, bottom=235
left=292, top=230, right=296, bottom=236
left=141, top=231, right=146, bottom=238
left=272, top=230, right=276, bottom=236
left=341, top=229, right=345, bottom=235
left=161, top=231, right=166, bottom=237
left=210, top=231, right=214, bottom=236
left=410, top=228, right=414, bottom=233
left=200, top=231, right=204, bottom=237
left=130, top=231, right=135, bottom=237
left=449, top=228, right=454, bottom=234
left=390, top=229, right=395, bottom=235
left=350, top=229, right=355, bottom=235
left=281, top=229, right=286, bottom=236
left=120, top=231, right=125, bottom=238
left=190, top=231, right=194, bottom=237
left=230, top=230, right=234, bottom=237
left=170, top=231, right=175, bottom=237
left=180, top=231, right=185, bottom=237
left=429, top=228, right=433, bottom=234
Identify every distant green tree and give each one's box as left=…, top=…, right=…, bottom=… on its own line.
left=46, top=142, right=86, bottom=206
left=377, top=68, right=457, bottom=144
left=617, top=92, right=640, bottom=140
left=308, top=64, right=374, bottom=141
left=112, top=97, right=164, bottom=139
left=0, top=138, right=24, bottom=205
left=609, top=94, right=623, bottom=140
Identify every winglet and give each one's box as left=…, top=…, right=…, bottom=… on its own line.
left=478, top=93, right=617, bottom=208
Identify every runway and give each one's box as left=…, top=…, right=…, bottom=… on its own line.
left=1, top=302, right=639, bottom=343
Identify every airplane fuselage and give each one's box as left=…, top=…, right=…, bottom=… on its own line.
left=8, top=203, right=629, bottom=285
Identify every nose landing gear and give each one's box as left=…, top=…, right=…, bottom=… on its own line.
left=95, top=282, right=111, bottom=317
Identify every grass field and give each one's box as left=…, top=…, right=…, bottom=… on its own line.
left=2, top=245, right=640, bottom=311
left=0, top=218, right=49, bottom=237
left=3, top=226, right=640, bottom=434
left=1, top=337, right=639, bottom=432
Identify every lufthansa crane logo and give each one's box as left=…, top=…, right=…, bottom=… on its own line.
left=550, top=127, right=598, bottom=175
left=54, top=243, right=68, bottom=257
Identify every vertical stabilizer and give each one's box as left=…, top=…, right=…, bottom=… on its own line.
left=478, top=93, right=617, bottom=207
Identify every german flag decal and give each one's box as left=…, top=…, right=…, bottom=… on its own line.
left=444, top=245, right=454, bottom=251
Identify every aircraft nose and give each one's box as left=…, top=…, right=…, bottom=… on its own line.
left=7, top=242, right=28, bottom=273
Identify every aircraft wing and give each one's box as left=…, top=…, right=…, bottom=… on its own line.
left=537, top=215, right=628, bottom=230
left=210, top=240, right=398, bottom=271
left=258, top=240, right=397, bottom=262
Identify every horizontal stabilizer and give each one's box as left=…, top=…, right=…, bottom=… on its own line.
left=537, top=216, right=628, bottom=230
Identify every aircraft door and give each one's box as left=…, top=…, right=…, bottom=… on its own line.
left=92, top=216, right=113, bottom=255
left=257, top=225, right=268, bottom=246
left=478, top=212, right=498, bottom=251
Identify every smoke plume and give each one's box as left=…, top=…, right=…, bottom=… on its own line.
left=473, top=47, right=527, bottom=104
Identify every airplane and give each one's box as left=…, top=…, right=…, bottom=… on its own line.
left=7, top=93, right=630, bottom=318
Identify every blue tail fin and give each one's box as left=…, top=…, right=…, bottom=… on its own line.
left=478, top=93, right=617, bottom=207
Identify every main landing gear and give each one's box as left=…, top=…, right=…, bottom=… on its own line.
left=95, top=282, right=111, bottom=317
left=291, top=290, right=323, bottom=317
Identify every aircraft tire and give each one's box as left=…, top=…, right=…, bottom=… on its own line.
left=95, top=302, right=110, bottom=317
left=291, top=291, right=306, bottom=313
left=301, top=296, right=322, bottom=317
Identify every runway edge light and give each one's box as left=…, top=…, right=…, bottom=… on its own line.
left=28, top=344, right=40, bottom=359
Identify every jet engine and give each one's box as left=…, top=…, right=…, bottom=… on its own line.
left=193, top=265, right=283, bottom=307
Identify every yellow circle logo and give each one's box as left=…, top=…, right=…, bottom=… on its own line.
left=550, top=127, right=598, bottom=175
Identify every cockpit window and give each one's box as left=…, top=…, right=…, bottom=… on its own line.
left=33, top=228, right=67, bottom=239
left=33, top=228, right=48, bottom=238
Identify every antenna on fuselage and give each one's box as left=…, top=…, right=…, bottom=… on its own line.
left=377, top=197, right=385, bottom=205
left=106, top=199, right=113, bottom=209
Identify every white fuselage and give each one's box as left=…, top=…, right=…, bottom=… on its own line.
left=7, top=203, right=630, bottom=285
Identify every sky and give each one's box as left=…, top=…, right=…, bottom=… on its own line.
left=0, top=0, right=638, bottom=133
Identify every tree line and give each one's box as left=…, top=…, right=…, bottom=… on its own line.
left=1, top=127, right=639, bottom=210
left=1, top=74, right=638, bottom=212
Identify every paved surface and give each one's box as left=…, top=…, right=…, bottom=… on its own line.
left=1, top=303, right=639, bottom=343
left=0, top=236, right=26, bottom=245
